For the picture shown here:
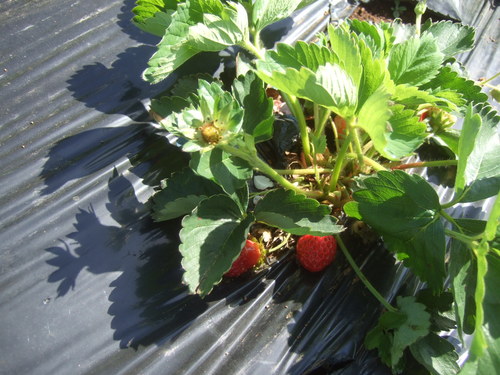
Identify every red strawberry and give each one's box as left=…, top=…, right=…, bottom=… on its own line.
left=296, top=235, right=337, bottom=272
left=225, top=240, right=261, bottom=277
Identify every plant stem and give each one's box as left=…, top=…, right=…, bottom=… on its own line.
left=477, top=71, right=500, bottom=86
left=274, top=168, right=334, bottom=175
left=414, top=0, right=427, bottom=37
left=268, top=233, right=291, bottom=253
left=346, top=153, right=387, bottom=172
left=329, top=131, right=354, bottom=192
left=335, top=234, right=397, bottom=312
left=391, top=159, right=458, bottom=170
left=240, top=39, right=265, bottom=60
left=313, top=106, right=331, bottom=138
left=351, top=128, right=365, bottom=170
left=445, top=229, right=478, bottom=246
left=219, top=144, right=323, bottom=199
left=282, top=92, right=312, bottom=161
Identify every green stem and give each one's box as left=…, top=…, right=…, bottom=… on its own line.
left=445, top=229, right=478, bottom=246
left=313, top=106, right=331, bottom=138
left=282, top=93, right=312, bottom=161
left=274, top=168, right=333, bottom=175
left=346, top=153, right=387, bottom=172
left=219, top=144, right=323, bottom=199
left=240, top=39, right=265, bottom=60
left=414, top=0, right=427, bottom=37
left=478, top=71, right=500, bottom=86
left=351, top=127, right=365, bottom=169
left=329, top=131, right=354, bottom=192
left=268, top=233, right=291, bottom=253
left=335, top=235, right=397, bottom=312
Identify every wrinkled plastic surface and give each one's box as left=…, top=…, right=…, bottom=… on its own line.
left=0, top=1, right=497, bottom=374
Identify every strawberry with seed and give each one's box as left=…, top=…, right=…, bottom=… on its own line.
left=225, top=239, right=261, bottom=277
left=296, top=235, right=337, bottom=272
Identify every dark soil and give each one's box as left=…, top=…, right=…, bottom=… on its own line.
left=350, top=0, right=451, bottom=24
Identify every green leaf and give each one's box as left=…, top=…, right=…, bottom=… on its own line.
left=420, top=67, right=488, bottom=108
left=344, top=170, right=446, bottom=291
left=410, top=333, right=460, bottom=375
left=254, top=189, right=343, bottom=236
left=179, top=195, right=254, bottom=296
left=327, top=24, right=363, bottom=89
left=132, top=0, right=179, bottom=36
left=190, top=148, right=251, bottom=212
left=422, top=21, right=475, bottom=57
left=347, top=19, right=392, bottom=58
left=252, top=0, right=302, bottom=32
left=357, top=37, right=390, bottom=110
left=433, top=129, right=461, bottom=155
left=143, top=0, right=245, bottom=84
left=366, top=296, right=431, bottom=370
left=232, top=71, right=274, bottom=143
left=385, top=104, right=427, bottom=159
left=151, top=168, right=224, bottom=221
left=449, top=238, right=477, bottom=337
left=455, top=104, right=500, bottom=202
left=151, top=95, right=191, bottom=119
left=392, top=84, right=458, bottom=112
left=415, top=289, right=456, bottom=332
left=144, top=2, right=199, bottom=83
left=461, top=252, right=500, bottom=375
left=189, top=3, right=248, bottom=51
left=388, top=33, right=443, bottom=86
left=356, top=89, right=393, bottom=159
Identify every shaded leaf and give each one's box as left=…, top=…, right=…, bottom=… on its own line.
left=410, top=333, right=460, bottom=375
left=366, top=296, right=431, bottom=369
left=385, top=104, right=427, bottom=159
left=254, top=189, right=342, bottom=236
left=151, top=168, right=224, bottom=221
left=232, top=71, right=274, bottom=143
left=132, top=0, right=179, bottom=36
left=180, top=195, right=254, bottom=296
left=190, top=148, right=251, bottom=212
left=344, top=170, right=446, bottom=291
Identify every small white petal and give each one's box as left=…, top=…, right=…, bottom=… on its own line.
left=254, top=175, right=274, bottom=190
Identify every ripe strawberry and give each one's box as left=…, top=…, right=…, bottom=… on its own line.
left=296, top=235, right=337, bottom=272
left=225, top=239, right=261, bottom=277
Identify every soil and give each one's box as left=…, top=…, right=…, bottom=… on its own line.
left=350, top=0, right=451, bottom=24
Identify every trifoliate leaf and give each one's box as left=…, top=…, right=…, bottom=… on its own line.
left=388, top=33, right=443, bottom=86
left=132, top=0, right=179, bottom=36
left=410, top=333, right=460, bottom=375
left=344, top=170, right=446, bottom=291
left=365, top=296, right=431, bottom=370
left=455, top=104, right=500, bottom=202
left=232, top=71, right=274, bottom=143
left=251, top=0, right=303, bottom=32
left=180, top=195, right=255, bottom=297
left=385, top=104, right=427, bottom=159
left=254, top=189, right=343, bottom=236
left=151, top=168, right=224, bottom=221
left=422, top=20, right=475, bottom=57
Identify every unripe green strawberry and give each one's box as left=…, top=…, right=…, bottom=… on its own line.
left=225, top=240, right=261, bottom=277
left=296, top=235, right=337, bottom=272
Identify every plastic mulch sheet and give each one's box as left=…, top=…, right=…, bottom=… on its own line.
left=0, top=1, right=497, bottom=374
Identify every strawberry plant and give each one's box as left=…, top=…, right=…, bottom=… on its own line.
left=132, top=0, right=499, bottom=373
